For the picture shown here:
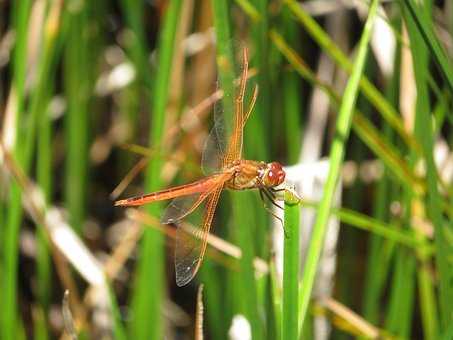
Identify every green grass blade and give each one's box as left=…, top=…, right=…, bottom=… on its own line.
left=212, top=2, right=265, bottom=337
left=267, top=262, right=282, bottom=340
left=33, top=307, right=49, bottom=340
left=297, top=0, right=380, bottom=333
left=440, top=322, right=453, bottom=340
left=107, top=282, right=127, bottom=340
left=211, top=0, right=235, bottom=120
left=280, top=6, right=302, bottom=164
left=2, top=4, right=61, bottom=339
left=36, top=80, right=53, bottom=338
left=235, top=0, right=260, bottom=22
left=200, top=263, right=226, bottom=340
left=120, top=0, right=152, bottom=89
left=248, top=0, right=270, bottom=161
left=283, top=0, right=420, bottom=155
left=351, top=114, right=424, bottom=195
left=10, top=0, right=30, bottom=113
left=269, top=31, right=423, bottom=195
left=418, top=260, right=439, bottom=340
left=2, top=1, right=451, bottom=338
left=362, top=37, right=400, bottom=323
left=64, top=5, right=91, bottom=233
left=209, top=2, right=242, bottom=338
left=301, top=200, right=428, bottom=250
left=384, top=249, right=416, bottom=337
left=402, top=0, right=453, bottom=93
left=403, top=2, right=446, bottom=332
left=282, top=200, right=300, bottom=340
left=0, top=0, right=31, bottom=337
left=130, top=1, right=182, bottom=339
left=363, top=238, right=396, bottom=323
left=117, top=0, right=152, bottom=191
left=233, top=193, right=264, bottom=339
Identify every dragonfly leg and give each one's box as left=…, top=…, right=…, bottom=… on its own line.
left=242, top=84, right=259, bottom=128
left=263, top=187, right=284, bottom=210
left=270, top=187, right=286, bottom=201
left=259, top=189, right=288, bottom=237
left=270, top=187, right=285, bottom=193
left=256, top=178, right=284, bottom=210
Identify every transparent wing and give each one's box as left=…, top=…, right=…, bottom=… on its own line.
left=224, top=47, right=248, bottom=165
left=161, top=191, right=212, bottom=224
left=201, top=111, right=227, bottom=174
left=174, top=185, right=223, bottom=286
left=160, top=173, right=231, bottom=223
left=201, top=47, right=254, bottom=173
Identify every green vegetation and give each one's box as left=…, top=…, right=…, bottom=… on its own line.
left=0, top=0, right=452, bottom=339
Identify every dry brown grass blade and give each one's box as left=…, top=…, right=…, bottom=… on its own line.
left=127, top=209, right=268, bottom=276
left=0, top=145, right=106, bottom=284
left=0, top=142, right=104, bottom=331
left=110, top=157, right=149, bottom=200
left=62, top=290, right=78, bottom=340
left=103, top=221, right=143, bottom=280
left=195, top=284, right=205, bottom=340
left=318, top=297, right=392, bottom=339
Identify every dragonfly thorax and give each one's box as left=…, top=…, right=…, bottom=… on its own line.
left=225, top=160, right=285, bottom=190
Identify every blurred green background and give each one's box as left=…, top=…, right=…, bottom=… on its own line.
left=0, top=0, right=452, bottom=339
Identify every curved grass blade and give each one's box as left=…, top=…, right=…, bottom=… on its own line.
left=297, top=0, right=380, bottom=333
left=404, top=4, right=450, bottom=331
left=2, top=3, right=62, bottom=339
left=283, top=0, right=420, bottom=154
left=402, top=0, right=453, bottom=94
left=301, top=199, right=430, bottom=250
left=269, top=30, right=424, bottom=195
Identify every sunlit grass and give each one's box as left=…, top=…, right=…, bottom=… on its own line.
left=282, top=199, right=300, bottom=340
left=0, top=0, right=452, bottom=339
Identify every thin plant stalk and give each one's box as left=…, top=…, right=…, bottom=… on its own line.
left=283, top=0, right=420, bottom=154
left=404, top=2, right=443, bottom=334
left=64, top=4, right=91, bottom=233
left=36, top=87, right=53, bottom=339
left=130, top=1, right=183, bottom=339
left=269, top=30, right=424, bottom=196
left=2, top=4, right=61, bottom=339
left=403, top=0, right=453, bottom=93
left=362, top=30, right=400, bottom=322
left=297, top=0, right=380, bottom=333
left=0, top=0, right=31, bottom=336
left=282, top=200, right=300, bottom=340
left=211, top=1, right=263, bottom=338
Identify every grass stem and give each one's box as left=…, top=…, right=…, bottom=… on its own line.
left=282, top=200, right=300, bottom=340
left=297, top=0, right=380, bottom=333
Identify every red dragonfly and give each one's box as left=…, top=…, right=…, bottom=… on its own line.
left=115, top=48, right=285, bottom=286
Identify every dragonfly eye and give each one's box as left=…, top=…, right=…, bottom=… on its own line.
left=265, top=162, right=285, bottom=186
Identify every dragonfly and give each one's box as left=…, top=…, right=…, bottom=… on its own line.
left=115, top=48, right=286, bottom=286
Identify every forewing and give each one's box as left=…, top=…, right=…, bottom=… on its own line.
left=202, top=47, right=254, bottom=172
left=174, top=186, right=223, bottom=286
left=201, top=111, right=227, bottom=174
left=231, top=48, right=248, bottom=162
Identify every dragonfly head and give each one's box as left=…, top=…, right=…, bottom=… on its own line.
left=263, top=162, right=285, bottom=187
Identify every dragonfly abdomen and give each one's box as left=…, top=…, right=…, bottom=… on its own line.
left=115, top=173, right=229, bottom=206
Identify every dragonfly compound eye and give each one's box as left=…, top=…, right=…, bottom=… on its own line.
left=265, top=162, right=285, bottom=186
